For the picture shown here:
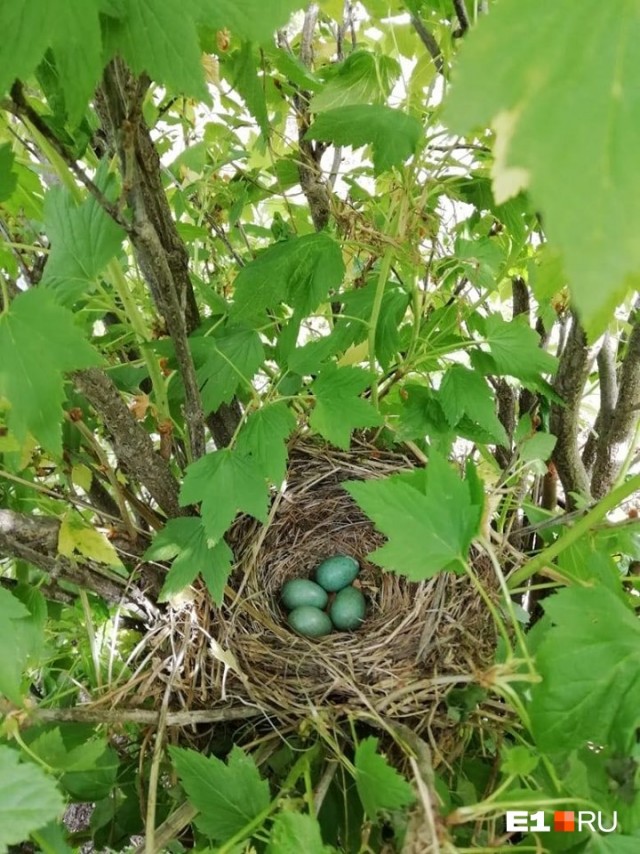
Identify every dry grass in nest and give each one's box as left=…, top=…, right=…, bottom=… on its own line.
left=106, top=440, right=499, bottom=755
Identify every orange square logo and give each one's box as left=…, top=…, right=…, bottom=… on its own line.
left=554, top=811, right=575, bottom=832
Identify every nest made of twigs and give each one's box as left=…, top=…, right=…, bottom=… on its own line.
left=109, top=440, right=498, bottom=753
left=219, top=443, right=495, bottom=723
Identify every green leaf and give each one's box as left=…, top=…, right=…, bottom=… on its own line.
left=454, top=236, right=506, bottom=290
left=346, top=452, right=480, bottom=579
left=267, top=812, right=329, bottom=854
left=42, top=184, right=125, bottom=304
left=0, top=144, right=17, bottom=203
left=439, top=366, right=508, bottom=445
left=28, top=728, right=103, bottom=771
left=0, top=289, right=101, bottom=455
left=518, top=431, right=556, bottom=462
left=0, top=1, right=103, bottom=122
left=236, top=402, right=296, bottom=484
left=0, top=3, right=52, bottom=101
left=528, top=245, right=566, bottom=303
left=191, top=326, right=264, bottom=416
left=585, top=835, right=640, bottom=854
left=51, top=0, right=103, bottom=124
left=530, top=587, right=640, bottom=754
left=102, top=0, right=209, bottom=100
left=0, top=746, right=65, bottom=850
left=395, top=383, right=452, bottom=445
left=354, top=737, right=415, bottom=818
left=170, top=745, right=270, bottom=843
left=23, top=724, right=119, bottom=801
left=309, top=364, right=382, bottom=450
left=477, top=314, right=558, bottom=380
left=58, top=510, right=123, bottom=567
left=0, top=587, right=46, bottom=704
left=501, top=745, right=539, bottom=777
left=232, top=233, right=345, bottom=319
left=309, top=49, right=400, bottom=113
left=31, top=821, right=75, bottom=854
left=61, top=744, right=119, bottom=801
left=180, top=449, right=269, bottom=543
left=306, top=105, right=421, bottom=174
left=226, top=42, right=269, bottom=135
left=443, top=0, right=640, bottom=338
left=210, top=0, right=303, bottom=44
left=145, top=518, right=234, bottom=605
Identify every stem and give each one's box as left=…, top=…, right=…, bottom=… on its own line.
left=23, top=117, right=82, bottom=201
left=0, top=276, right=9, bottom=315
left=107, top=261, right=170, bottom=421
left=368, top=248, right=394, bottom=407
left=12, top=731, right=56, bottom=773
left=507, top=473, right=640, bottom=588
left=614, top=416, right=640, bottom=489
left=73, top=418, right=137, bottom=538
left=461, top=556, right=512, bottom=654
left=478, top=538, right=536, bottom=677
left=216, top=803, right=277, bottom=854
left=80, top=589, right=102, bottom=689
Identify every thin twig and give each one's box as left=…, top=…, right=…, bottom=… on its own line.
left=313, top=758, right=339, bottom=813
left=410, top=13, right=445, bottom=74
left=452, top=0, right=470, bottom=35
left=146, top=622, right=186, bottom=854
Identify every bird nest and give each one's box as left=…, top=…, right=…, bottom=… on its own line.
left=108, top=441, right=499, bottom=754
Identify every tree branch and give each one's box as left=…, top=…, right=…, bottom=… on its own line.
left=590, top=312, right=640, bottom=498
left=452, top=0, right=471, bottom=36
left=410, top=13, right=445, bottom=74
left=582, top=333, right=617, bottom=472
left=291, top=6, right=333, bottom=232
left=95, top=61, right=223, bottom=459
left=494, top=278, right=530, bottom=469
left=550, top=314, right=595, bottom=506
left=73, top=368, right=184, bottom=519
left=0, top=509, right=159, bottom=619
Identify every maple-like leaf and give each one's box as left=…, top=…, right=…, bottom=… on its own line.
left=0, top=289, right=101, bottom=455
left=309, top=49, right=400, bottom=113
left=354, top=737, right=415, bottom=818
left=439, top=365, right=508, bottom=446
left=144, top=518, right=233, bottom=605
left=346, top=452, right=481, bottom=579
left=530, top=587, right=640, bottom=755
left=101, top=0, right=210, bottom=101
left=236, top=402, right=296, bottom=484
left=474, top=314, right=558, bottom=380
left=180, top=449, right=269, bottom=543
left=191, top=326, right=264, bottom=416
left=170, top=745, right=270, bottom=843
left=306, top=104, right=421, bottom=174
left=232, top=233, right=344, bottom=320
left=310, top=364, right=382, bottom=449
left=58, top=511, right=123, bottom=568
left=0, top=747, right=65, bottom=850
left=0, top=0, right=103, bottom=124
left=266, top=812, right=329, bottom=854
left=42, top=183, right=125, bottom=305
left=210, top=0, right=303, bottom=44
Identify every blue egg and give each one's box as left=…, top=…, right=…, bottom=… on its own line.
left=314, top=555, right=359, bottom=592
